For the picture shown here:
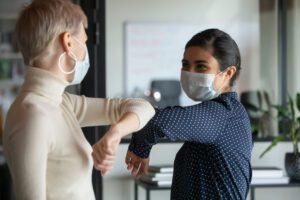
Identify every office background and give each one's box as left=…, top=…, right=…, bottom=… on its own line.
left=0, top=0, right=300, bottom=199
left=105, top=0, right=300, bottom=199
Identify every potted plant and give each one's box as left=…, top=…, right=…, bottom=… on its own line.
left=260, top=93, right=300, bottom=180
left=241, top=91, right=277, bottom=138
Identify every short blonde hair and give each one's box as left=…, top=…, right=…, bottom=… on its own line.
left=14, top=0, right=88, bottom=65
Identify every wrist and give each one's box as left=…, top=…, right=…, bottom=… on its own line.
left=109, top=124, right=125, bottom=138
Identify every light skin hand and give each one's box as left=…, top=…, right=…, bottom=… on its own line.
left=92, top=112, right=140, bottom=176
left=125, top=150, right=149, bottom=178
left=92, top=126, right=121, bottom=176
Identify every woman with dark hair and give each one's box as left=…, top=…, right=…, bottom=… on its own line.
left=125, top=29, right=253, bottom=200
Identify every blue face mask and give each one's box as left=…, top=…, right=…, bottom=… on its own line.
left=58, top=37, right=90, bottom=85
left=180, top=70, right=225, bottom=102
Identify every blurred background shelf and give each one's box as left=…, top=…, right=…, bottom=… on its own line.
left=0, top=79, right=23, bottom=90
left=0, top=14, right=18, bottom=20
left=0, top=52, right=22, bottom=60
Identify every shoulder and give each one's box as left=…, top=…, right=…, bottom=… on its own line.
left=212, top=92, right=238, bottom=109
left=200, top=92, right=247, bottom=117
left=5, top=92, right=54, bottom=137
left=8, top=92, right=50, bottom=119
left=213, top=93, right=251, bottom=129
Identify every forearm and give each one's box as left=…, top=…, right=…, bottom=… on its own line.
left=128, top=118, right=165, bottom=158
left=110, top=112, right=140, bottom=138
left=64, top=93, right=155, bottom=128
left=128, top=135, right=154, bottom=159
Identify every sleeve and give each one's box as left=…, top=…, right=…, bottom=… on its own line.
left=3, top=115, right=52, bottom=200
left=63, top=92, right=155, bottom=129
left=129, top=101, right=229, bottom=158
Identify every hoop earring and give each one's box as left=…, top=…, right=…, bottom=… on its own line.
left=58, top=52, right=77, bottom=74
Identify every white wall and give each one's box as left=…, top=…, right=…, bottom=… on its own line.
left=287, top=0, right=300, bottom=98
left=105, top=0, right=261, bottom=98
left=105, top=0, right=300, bottom=200
left=260, top=0, right=279, bottom=102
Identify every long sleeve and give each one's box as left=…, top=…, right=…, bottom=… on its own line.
left=3, top=114, right=52, bottom=200
left=129, top=99, right=231, bottom=158
left=63, top=93, right=155, bottom=129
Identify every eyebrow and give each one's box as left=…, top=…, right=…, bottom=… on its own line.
left=182, top=59, right=208, bottom=64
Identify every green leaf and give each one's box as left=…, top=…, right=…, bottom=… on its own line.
left=243, top=102, right=261, bottom=112
left=259, top=135, right=285, bottom=158
left=258, top=91, right=263, bottom=110
left=251, top=123, right=260, bottom=134
left=297, top=93, right=300, bottom=112
left=296, top=128, right=300, bottom=138
left=288, top=95, right=295, bottom=121
left=272, top=105, right=290, bottom=118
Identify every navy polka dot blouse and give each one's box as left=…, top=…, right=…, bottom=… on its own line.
left=129, top=92, right=253, bottom=200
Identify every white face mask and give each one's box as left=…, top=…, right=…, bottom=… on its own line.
left=180, top=70, right=224, bottom=102
left=58, top=37, right=90, bottom=85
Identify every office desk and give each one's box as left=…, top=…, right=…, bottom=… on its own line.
left=250, top=181, right=300, bottom=200
left=134, top=179, right=300, bottom=200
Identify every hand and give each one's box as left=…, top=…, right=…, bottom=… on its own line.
left=92, top=126, right=121, bottom=176
left=125, top=151, right=149, bottom=178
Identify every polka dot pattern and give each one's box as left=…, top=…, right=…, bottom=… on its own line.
left=129, top=92, right=253, bottom=200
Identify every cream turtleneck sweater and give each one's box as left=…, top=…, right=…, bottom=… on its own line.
left=3, top=67, right=155, bottom=200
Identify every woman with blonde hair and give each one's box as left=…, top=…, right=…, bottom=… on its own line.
left=3, top=0, right=154, bottom=199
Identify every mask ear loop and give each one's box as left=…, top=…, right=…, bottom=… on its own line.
left=58, top=51, right=77, bottom=74
left=213, top=70, right=227, bottom=94
left=72, top=37, right=87, bottom=59
left=73, top=37, right=85, bottom=48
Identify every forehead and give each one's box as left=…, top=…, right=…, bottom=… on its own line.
left=183, top=46, right=214, bottom=61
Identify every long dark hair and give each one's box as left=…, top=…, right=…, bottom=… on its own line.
left=185, top=29, right=241, bottom=86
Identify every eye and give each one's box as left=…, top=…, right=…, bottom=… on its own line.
left=195, top=64, right=207, bottom=70
left=181, top=61, right=189, bottom=68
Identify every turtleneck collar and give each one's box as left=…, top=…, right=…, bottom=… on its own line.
left=21, top=66, right=69, bottom=103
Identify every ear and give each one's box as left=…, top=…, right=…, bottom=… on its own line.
left=59, top=32, right=72, bottom=54
left=224, top=66, right=237, bottom=81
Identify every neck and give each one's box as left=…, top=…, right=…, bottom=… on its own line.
left=221, top=85, right=232, bottom=93
left=22, top=66, right=69, bottom=103
left=32, top=60, right=70, bottom=83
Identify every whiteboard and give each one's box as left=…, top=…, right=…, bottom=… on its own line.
left=125, top=22, right=259, bottom=105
